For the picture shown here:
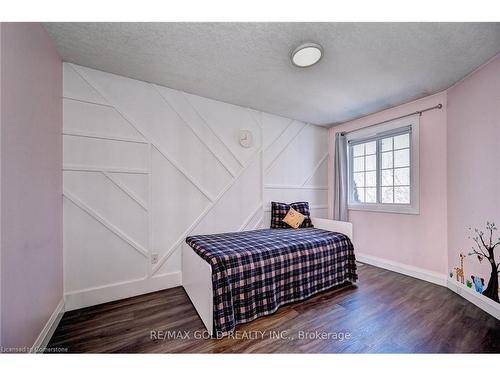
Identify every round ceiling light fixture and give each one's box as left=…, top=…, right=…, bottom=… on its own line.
left=291, top=42, right=323, bottom=68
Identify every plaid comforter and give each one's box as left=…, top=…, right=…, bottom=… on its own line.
left=186, top=228, right=357, bottom=335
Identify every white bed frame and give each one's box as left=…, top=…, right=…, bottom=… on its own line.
left=182, top=218, right=353, bottom=335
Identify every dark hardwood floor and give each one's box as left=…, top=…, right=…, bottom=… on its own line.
left=47, top=264, right=500, bottom=353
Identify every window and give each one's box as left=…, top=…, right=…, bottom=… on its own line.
left=347, top=116, right=419, bottom=214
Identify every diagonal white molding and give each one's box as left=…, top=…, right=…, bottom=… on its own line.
left=183, top=92, right=245, bottom=168
left=153, top=84, right=237, bottom=178
left=62, top=63, right=329, bottom=309
left=264, top=118, right=295, bottom=152
left=63, top=164, right=149, bottom=175
left=102, top=171, right=148, bottom=211
left=265, top=122, right=308, bottom=175
left=253, top=216, right=264, bottom=230
left=151, top=208, right=212, bottom=275
left=150, top=144, right=215, bottom=202
left=65, top=64, right=109, bottom=106
left=301, top=153, right=328, bottom=186
left=63, top=188, right=149, bottom=258
left=152, top=151, right=262, bottom=274
left=72, top=64, right=216, bottom=203
left=239, top=204, right=264, bottom=231
left=63, top=96, right=114, bottom=109
left=63, top=130, right=148, bottom=145
left=68, top=64, right=265, bottom=277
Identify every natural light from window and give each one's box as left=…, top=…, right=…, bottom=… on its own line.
left=347, top=116, right=419, bottom=214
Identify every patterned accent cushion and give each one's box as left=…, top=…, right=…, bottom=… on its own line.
left=291, top=201, right=314, bottom=228
left=282, top=207, right=305, bottom=229
left=270, top=201, right=289, bottom=229
left=270, top=201, right=314, bottom=229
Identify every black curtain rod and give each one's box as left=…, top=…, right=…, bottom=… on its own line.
left=340, top=103, right=442, bottom=136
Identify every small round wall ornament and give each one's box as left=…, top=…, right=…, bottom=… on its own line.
left=239, top=129, right=253, bottom=148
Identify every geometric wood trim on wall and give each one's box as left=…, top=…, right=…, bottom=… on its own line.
left=262, top=110, right=329, bottom=228
left=62, top=63, right=329, bottom=309
left=63, top=188, right=149, bottom=258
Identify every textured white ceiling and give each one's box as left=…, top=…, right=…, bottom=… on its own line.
left=44, top=23, right=500, bottom=125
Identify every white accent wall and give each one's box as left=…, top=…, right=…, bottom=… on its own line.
left=62, top=63, right=328, bottom=310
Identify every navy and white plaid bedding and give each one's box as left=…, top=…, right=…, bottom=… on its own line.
left=186, top=228, right=357, bottom=335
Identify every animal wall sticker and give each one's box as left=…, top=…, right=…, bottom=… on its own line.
left=471, top=275, right=485, bottom=293
left=454, top=253, right=466, bottom=284
left=467, top=222, right=500, bottom=303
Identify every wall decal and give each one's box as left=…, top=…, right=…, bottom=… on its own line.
left=467, top=222, right=500, bottom=303
left=453, top=253, right=466, bottom=284
left=471, top=275, right=485, bottom=293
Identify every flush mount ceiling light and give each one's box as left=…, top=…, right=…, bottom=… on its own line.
left=291, top=42, right=323, bottom=68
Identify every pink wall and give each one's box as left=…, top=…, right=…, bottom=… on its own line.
left=329, top=92, right=448, bottom=275
left=447, top=55, right=500, bottom=294
left=0, top=23, right=63, bottom=348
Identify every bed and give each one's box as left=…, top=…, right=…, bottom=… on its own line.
left=182, top=217, right=356, bottom=336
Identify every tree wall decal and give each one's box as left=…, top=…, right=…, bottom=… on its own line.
left=467, top=222, right=500, bottom=303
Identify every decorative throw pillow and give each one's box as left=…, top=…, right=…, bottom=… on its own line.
left=290, top=201, right=314, bottom=228
left=270, top=201, right=290, bottom=229
left=282, top=207, right=305, bottom=229
left=270, top=201, right=314, bottom=229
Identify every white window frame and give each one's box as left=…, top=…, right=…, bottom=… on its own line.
left=346, top=115, right=420, bottom=215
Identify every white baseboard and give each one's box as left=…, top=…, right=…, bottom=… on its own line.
left=31, top=298, right=65, bottom=353
left=357, top=252, right=499, bottom=320
left=447, top=278, right=500, bottom=320
left=356, top=253, right=447, bottom=286
left=64, top=271, right=182, bottom=311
